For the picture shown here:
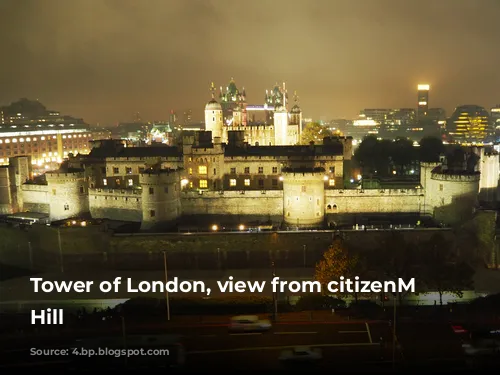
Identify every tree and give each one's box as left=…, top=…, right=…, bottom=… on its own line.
left=420, top=234, right=475, bottom=305
left=354, top=135, right=381, bottom=176
left=373, top=232, right=418, bottom=304
left=459, top=211, right=498, bottom=267
left=418, top=136, right=444, bottom=163
left=299, top=122, right=334, bottom=145
left=315, top=237, right=358, bottom=298
left=391, top=137, right=416, bottom=175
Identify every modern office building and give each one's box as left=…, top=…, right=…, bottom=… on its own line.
left=417, top=84, right=430, bottom=119
left=447, top=105, right=491, bottom=145
left=0, top=99, right=102, bottom=169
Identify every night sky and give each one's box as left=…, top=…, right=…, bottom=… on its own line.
left=0, top=0, right=499, bottom=125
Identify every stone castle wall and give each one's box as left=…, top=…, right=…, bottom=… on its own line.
left=325, top=188, right=423, bottom=215
left=89, top=187, right=142, bottom=222
left=181, top=190, right=283, bottom=217
left=0, top=167, right=12, bottom=214
left=21, top=184, right=49, bottom=213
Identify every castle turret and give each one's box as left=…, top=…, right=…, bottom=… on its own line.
left=140, top=168, right=182, bottom=231
left=477, top=148, right=499, bottom=203
left=282, top=167, right=326, bottom=227
left=204, top=82, right=223, bottom=142
left=45, top=170, right=88, bottom=221
left=424, top=166, right=480, bottom=225
left=290, top=91, right=302, bottom=138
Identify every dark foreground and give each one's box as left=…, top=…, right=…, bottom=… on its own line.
left=1, top=320, right=498, bottom=372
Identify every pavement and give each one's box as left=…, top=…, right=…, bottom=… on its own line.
left=0, top=320, right=476, bottom=371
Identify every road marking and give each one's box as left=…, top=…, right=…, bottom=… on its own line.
left=274, top=331, right=316, bottom=335
left=339, top=331, right=368, bottom=333
left=229, top=333, right=262, bottom=336
left=365, top=322, right=373, bottom=344
left=189, top=342, right=379, bottom=355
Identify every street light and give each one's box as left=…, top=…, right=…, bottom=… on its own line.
left=238, top=224, right=245, bottom=231
left=163, top=251, right=171, bottom=321
left=271, top=261, right=278, bottom=321
left=211, top=224, right=218, bottom=231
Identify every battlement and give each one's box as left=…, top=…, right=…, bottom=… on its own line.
left=139, top=168, right=182, bottom=185
left=328, top=188, right=423, bottom=197
left=431, top=171, right=480, bottom=182
left=22, top=183, right=49, bottom=192
left=90, top=187, right=142, bottom=197
left=45, top=170, right=85, bottom=182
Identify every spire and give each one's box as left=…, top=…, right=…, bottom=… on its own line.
left=283, top=82, right=287, bottom=107
left=210, top=82, right=216, bottom=99
left=294, top=90, right=299, bottom=104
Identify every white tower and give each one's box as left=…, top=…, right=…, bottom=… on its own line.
left=204, top=82, right=223, bottom=141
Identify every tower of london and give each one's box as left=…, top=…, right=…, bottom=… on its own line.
left=0, top=82, right=497, bottom=232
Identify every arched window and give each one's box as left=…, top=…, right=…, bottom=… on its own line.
left=327, top=204, right=332, bottom=210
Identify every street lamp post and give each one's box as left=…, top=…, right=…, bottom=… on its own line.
left=271, top=261, right=278, bottom=321
left=392, top=290, right=398, bottom=370
left=163, top=251, right=171, bottom=321
left=121, top=315, right=127, bottom=366
left=57, top=228, right=64, bottom=273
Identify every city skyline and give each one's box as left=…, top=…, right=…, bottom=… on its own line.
left=0, top=0, right=499, bottom=124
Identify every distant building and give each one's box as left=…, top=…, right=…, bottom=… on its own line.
left=0, top=98, right=102, bottom=169
left=206, top=80, right=301, bottom=146
left=447, top=105, right=492, bottom=145
left=417, top=84, right=430, bottom=119
left=491, top=105, right=500, bottom=131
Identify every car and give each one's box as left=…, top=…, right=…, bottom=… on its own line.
left=228, top=315, right=272, bottom=332
left=279, top=346, right=322, bottom=362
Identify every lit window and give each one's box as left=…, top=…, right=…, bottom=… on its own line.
left=188, top=168, right=193, bottom=175
left=20, top=138, right=24, bottom=142
left=329, top=179, right=335, bottom=186
left=12, top=138, right=17, bottom=143
left=230, top=179, right=237, bottom=186
left=103, top=179, right=107, bottom=186
left=4, top=139, right=9, bottom=143
left=128, top=179, right=133, bottom=186
left=244, top=179, right=250, bottom=186
left=198, top=166, right=207, bottom=174
left=199, top=179, right=208, bottom=188
left=189, top=182, right=193, bottom=188
left=0, top=140, right=2, bottom=144
left=26, top=138, right=30, bottom=142
left=41, top=136, right=45, bottom=140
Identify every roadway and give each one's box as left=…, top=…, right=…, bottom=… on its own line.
left=1, top=320, right=475, bottom=371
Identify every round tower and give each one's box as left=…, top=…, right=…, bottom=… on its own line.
left=140, top=169, right=181, bottom=231
left=478, top=150, right=499, bottom=203
left=282, top=168, right=326, bottom=227
left=204, top=83, right=223, bottom=141
left=425, top=167, right=480, bottom=225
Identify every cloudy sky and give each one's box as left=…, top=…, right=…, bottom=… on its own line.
left=0, top=0, right=499, bottom=125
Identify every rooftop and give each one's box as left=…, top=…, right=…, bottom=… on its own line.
left=224, top=144, right=343, bottom=157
